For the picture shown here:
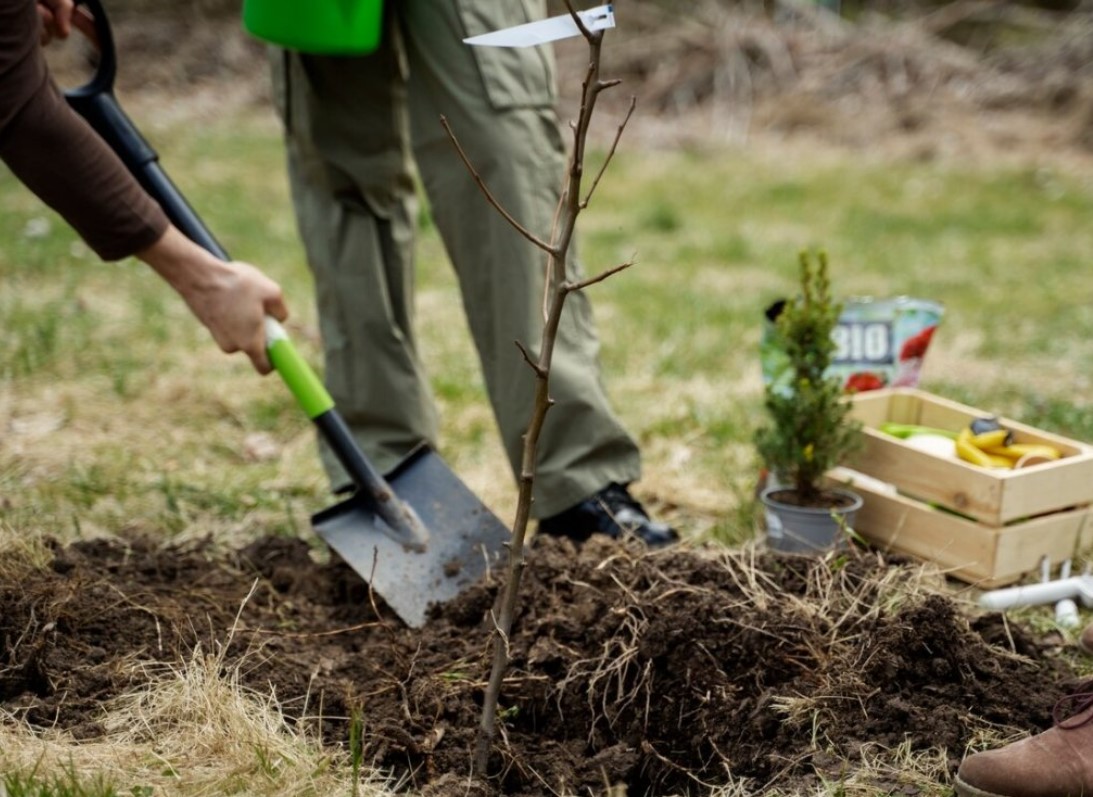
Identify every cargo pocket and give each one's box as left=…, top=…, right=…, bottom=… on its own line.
left=455, top=0, right=556, bottom=110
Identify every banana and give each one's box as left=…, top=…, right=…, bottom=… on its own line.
left=953, top=421, right=1061, bottom=470
left=957, top=432, right=1064, bottom=469
left=970, top=429, right=1011, bottom=450
left=983, top=453, right=1016, bottom=469
left=956, top=428, right=999, bottom=468
left=982, top=443, right=1062, bottom=461
left=889, top=418, right=1063, bottom=471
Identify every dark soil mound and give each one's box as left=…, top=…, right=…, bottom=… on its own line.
left=0, top=534, right=1077, bottom=795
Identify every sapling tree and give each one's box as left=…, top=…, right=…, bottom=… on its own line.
left=441, top=3, right=636, bottom=775
left=754, top=251, right=861, bottom=506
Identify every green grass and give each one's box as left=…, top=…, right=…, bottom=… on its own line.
left=1, top=761, right=141, bottom=797
left=2, top=111, right=1091, bottom=553
left=570, top=144, right=1093, bottom=546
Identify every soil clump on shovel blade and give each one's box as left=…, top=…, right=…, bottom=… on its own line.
left=0, top=534, right=1075, bottom=795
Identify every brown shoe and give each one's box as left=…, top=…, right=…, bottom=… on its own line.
left=955, top=691, right=1093, bottom=797
left=1079, top=621, right=1093, bottom=656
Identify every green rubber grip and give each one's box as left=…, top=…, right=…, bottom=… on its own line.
left=266, top=322, right=334, bottom=419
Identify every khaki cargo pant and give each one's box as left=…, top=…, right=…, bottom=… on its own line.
left=271, top=0, right=640, bottom=518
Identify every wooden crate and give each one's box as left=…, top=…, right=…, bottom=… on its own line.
left=834, top=475, right=1093, bottom=587
left=834, top=388, right=1093, bottom=587
left=846, top=388, right=1093, bottom=525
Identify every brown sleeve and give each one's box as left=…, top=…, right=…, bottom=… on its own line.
left=0, top=0, right=168, bottom=261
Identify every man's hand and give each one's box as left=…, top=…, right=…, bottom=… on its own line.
left=37, top=0, right=73, bottom=45
left=138, top=226, right=290, bottom=375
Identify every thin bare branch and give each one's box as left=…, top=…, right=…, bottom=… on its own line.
left=562, top=0, right=592, bottom=40
left=544, top=182, right=568, bottom=323
left=440, top=115, right=557, bottom=256
left=582, top=97, right=637, bottom=209
left=565, top=260, right=634, bottom=293
left=514, top=340, right=547, bottom=378
left=245, top=621, right=382, bottom=638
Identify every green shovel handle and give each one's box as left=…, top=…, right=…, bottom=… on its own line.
left=263, top=317, right=429, bottom=550
left=264, top=317, right=334, bottom=419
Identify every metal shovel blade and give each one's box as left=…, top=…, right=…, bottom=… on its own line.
left=312, top=445, right=510, bottom=627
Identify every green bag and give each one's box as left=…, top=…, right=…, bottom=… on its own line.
left=242, top=0, right=384, bottom=54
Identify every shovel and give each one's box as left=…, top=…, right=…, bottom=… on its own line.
left=64, top=0, right=511, bottom=628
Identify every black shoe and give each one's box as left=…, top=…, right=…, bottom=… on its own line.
left=538, top=483, right=678, bottom=548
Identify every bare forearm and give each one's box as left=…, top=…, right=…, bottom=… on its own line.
left=138, top=225, right=288, bottom=374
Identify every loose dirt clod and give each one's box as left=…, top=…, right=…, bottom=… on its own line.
left=0, top=533, right=1077, bottom=795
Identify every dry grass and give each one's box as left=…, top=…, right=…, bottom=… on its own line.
left=706, top=740, right=953, bottom=797
left=0, top=520, right=54, bottom=579
left=542, top=541, right=963, bottom=793
left=0, top=593, right=399, bottom=797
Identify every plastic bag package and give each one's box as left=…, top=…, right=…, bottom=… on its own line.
left=760, top=296, right=944, bottom=395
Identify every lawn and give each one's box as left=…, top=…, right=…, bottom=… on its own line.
left=2, top=109, right=1090, bottom=548
left=1, top=102, right=1092, bottom=796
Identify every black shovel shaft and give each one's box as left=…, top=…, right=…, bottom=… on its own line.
left=67, top=0, right=226, bottom=256
left=63, top=0, right=421, bottom=541
left=313, top=411, right=428, bottom=550
left=67, top=92, right=227, bottom=258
